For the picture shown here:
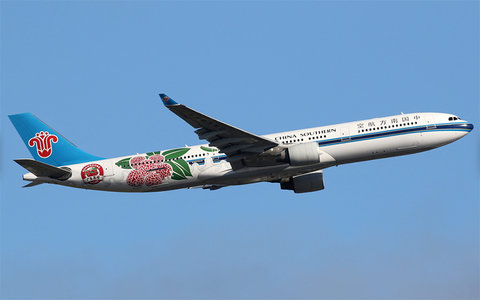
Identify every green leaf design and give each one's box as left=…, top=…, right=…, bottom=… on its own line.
left=115, top=158, right=132, bottom=169
left=200, top=146, right=217, bottom=152
left=146, top=151, right=161, bottom=157
left=171, top=173, right=186, bottom=180
left=162, top=148, right=190, bottom=160
left=174, top=159, right=192, bottom=177
left=165, top=159, right=192, bottom=180
left=166, top=162, right=186, bottom=179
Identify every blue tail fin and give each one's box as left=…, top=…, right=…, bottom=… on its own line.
left=9, top=113, right=104, bottom=166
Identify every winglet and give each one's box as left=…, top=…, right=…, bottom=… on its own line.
left=159, top=94, right=178, bottom=106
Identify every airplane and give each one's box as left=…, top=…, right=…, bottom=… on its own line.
left=9, top=94, right=474, bottom=193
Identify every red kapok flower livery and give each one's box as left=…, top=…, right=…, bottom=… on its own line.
left=125, top=155, right=173, bottom=187
left=144, top=173, right=163, bottom=186
left=81, top=164, right=104, bottom=184
left=126, top=170, right=145, bottom=187
left=116, top=148, right=192, bottom=188
left=148, top=154, right=165, bottom=163
left=129, top=156, right=146, bottom=169
left=156, top=162, right=173, bottom=179
left=28, top=131, right=58, bottom=158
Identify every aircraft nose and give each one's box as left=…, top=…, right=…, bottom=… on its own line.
left=456, top=123, right=474, bottom=132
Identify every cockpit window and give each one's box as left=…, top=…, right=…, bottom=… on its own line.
left=449, top=116, right=460, bottom=121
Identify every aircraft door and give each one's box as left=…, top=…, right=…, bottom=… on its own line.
left=340, top=127, right=351, bottom=142
left=103, top=160, right=115, bottom=177
left=425, top=115, right=437, bottom=130
left=422, top=115, right=437, bottom=138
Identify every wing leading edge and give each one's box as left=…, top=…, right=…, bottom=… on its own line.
left=160, top=94, right=279, bottom=169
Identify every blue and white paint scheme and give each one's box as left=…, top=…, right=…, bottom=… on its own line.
left=9, top=94, right=474, bottom=193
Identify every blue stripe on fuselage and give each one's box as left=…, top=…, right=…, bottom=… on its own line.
left=316, top=122, right=472, bottom=147
left=200, top=123, right=472, bottom=161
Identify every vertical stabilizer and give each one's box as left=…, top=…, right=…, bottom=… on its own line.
left=9, top=113, right=103, bottom=166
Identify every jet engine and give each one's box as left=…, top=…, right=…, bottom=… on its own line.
left=282, top=142, right=321, bottom=166
left=280, top=170, right=325, bottom=193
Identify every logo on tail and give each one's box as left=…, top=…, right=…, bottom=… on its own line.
left=28, top=131, right=58, bottom=158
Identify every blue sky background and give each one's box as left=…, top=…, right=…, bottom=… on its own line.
left=1, top=1, right=478, bottom=299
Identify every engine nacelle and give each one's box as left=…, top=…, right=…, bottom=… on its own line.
left=285, top=142, right=321, bottom=166
left=280, top=170, right=325, bottom=193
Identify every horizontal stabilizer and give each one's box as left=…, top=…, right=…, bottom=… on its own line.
left=14, top=159, right=71, bottom=180
left=23, top=180, right=45, bottom=188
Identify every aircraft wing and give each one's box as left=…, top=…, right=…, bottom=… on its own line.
left=160, top=94, right=279, bottom=168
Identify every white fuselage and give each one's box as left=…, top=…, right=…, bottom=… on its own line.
left=24, top=112, right=472, bottom=192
